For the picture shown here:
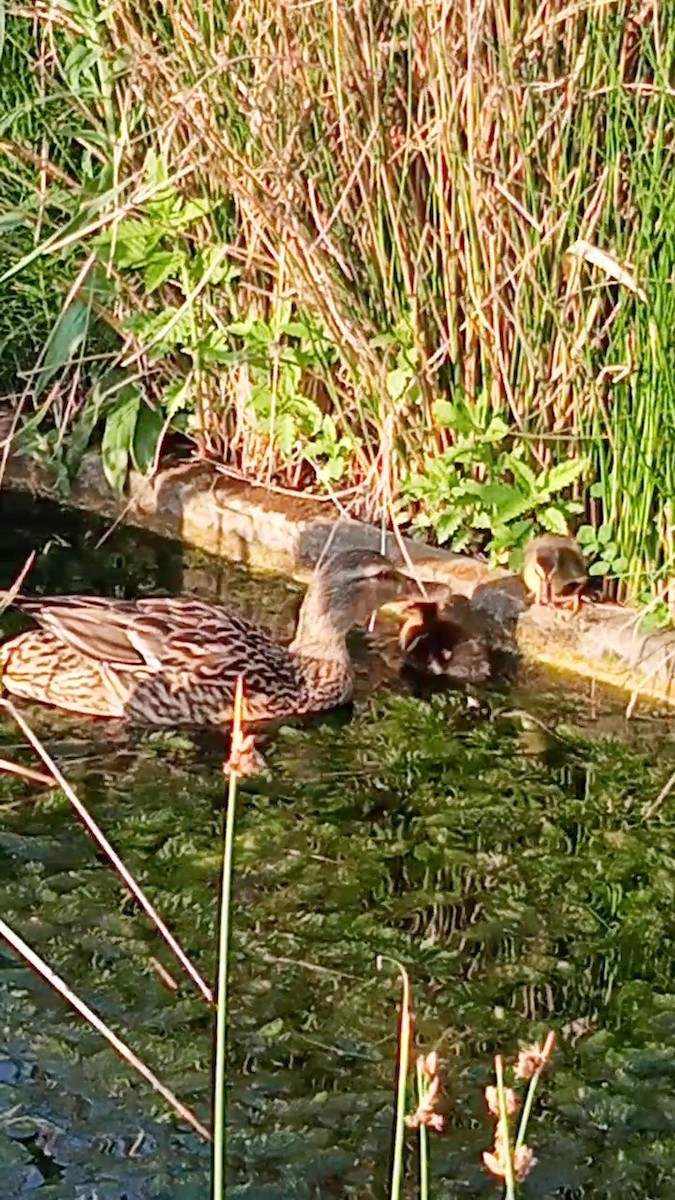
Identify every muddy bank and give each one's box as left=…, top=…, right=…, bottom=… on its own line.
left=3, top=452, right=675, bottom=708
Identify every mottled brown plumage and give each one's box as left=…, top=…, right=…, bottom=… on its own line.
left=399, top=597, right=491, bottom=684
left=522, top=534, right=587, bottom=611
left=0, top=550, right=433, bottom=741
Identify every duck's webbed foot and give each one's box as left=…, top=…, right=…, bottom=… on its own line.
left=223, top=733, right=269, bottom=779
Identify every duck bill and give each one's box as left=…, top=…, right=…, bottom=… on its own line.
left=391, top=572, right=453, bottom=609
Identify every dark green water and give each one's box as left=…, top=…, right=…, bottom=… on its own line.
left=0, top=492, right=673, bottom=1199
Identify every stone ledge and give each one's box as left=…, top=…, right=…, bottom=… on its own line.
left=3, top=452, right=675, bottom=709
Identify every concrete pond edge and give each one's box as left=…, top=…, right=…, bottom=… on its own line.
left=3, top=452, right=675, bottom=711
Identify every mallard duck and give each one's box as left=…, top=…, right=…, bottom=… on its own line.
left=399, top=596, right=491, bottom=684
left=0, top=549, right=433, bottom=774
left=522, top=534, right=587, bottom=612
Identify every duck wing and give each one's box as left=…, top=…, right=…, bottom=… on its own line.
left=8, top=595, right=279, bottom=674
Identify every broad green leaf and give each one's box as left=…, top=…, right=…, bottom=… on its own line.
left=132, top=404, right=164, bottom=473
left=598, top=523, right=613, bottom=545
left=64, top=404, right=99, bottom=477
left=0, top=210, right=27, bottom=232
left=386, top=367, right=409, bottom=401
left=576, top=524, right=596, bottom=547
left=484, top=416, right=509, bottom=443
left=101, top=388, right=141, bottom=492
left=432, top=399, right=456, bottom=427
left=36, top=299, right=90, bottom=399
left=545, top=456, right=587, bottom=492
left=280, top=321, right=311, bottom=339
left=589, top=560, right=610, bottom=576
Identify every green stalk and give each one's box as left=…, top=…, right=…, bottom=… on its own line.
left=514, top=1032, right=556, bottom=1153
left=415, top=1056, right=429, bottom=1200
left=377, top=955, right=412, bottom=1200
left=495, top=1055, right=515, bottom=1200
left=213, top=680, right=244, bottom=1200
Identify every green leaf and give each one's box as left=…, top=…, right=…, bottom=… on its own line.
left=541, top=507, right=570, bottom=535
left=612, top=557, right=629, bottom=574
left=163, top=379, right=191, bottom=418
left=509, top=457, right=537, bottom=494
left=386, top=367, right=410, bottom=401
left=132, top=404, right=164, bottom=473
left=275, top=412, right=296, bottom=457
left=598, top=523, right=613, bottom=545
left=435, top=510, right=463, bottom=543
left=545, top=457, right=587, bottom=493
left=484, top=416, right=509, bottom=443
left=589, top=481, right=605, bottom=498
left=101, top=388, right=141, bottom=492
left=144, top=250, right=184, bottom=292
left=36, top=299, right=90, bottom=399
left=280, top=321, right=311, bottom=339
left=576, top=524, right=596, bottom=547
left=432, top=399, right=456, bottom=428
left=589, top=560, right=610, bottom=576
left=177, top=197, right=215, bottom=227
left=0, top=209, right=27, bottom=232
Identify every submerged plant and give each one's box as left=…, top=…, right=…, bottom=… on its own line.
left=483, top=1033, right=556, bottom=1198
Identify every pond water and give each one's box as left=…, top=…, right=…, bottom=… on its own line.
left=0, top=491, right=674, bottom=1200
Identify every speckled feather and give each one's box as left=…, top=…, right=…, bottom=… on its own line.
left=0, top=597, right=350, bottom=726
left=0, top=551, right=425, bottom=730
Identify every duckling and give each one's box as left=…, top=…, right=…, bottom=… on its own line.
left=522, top=534, right=587, bottom=611
left=399, top=595, right=491, bottom=684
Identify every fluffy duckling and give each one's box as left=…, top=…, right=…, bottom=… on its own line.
left=399, top=596, right=491, bottom=684
left=522, top=534, right=587, bottom=611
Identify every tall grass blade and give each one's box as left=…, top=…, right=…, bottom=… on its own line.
left=213, top=675, right=245, bottom=1200
left=377, top=955, right=412, bottom=1200
left=0, top=698, right=214, bottom=1005
left=0, top=917, right=210, bottom=1141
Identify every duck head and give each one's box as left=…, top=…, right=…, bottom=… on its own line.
left=292, top=549, right=446, bottom=652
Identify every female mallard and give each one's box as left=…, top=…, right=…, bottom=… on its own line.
left=522, top=534, right=588, bottom=612
left=0, top=549, right=434, bottom=772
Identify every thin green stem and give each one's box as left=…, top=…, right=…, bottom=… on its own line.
left=377, top=955, right=412, bottom=1200
left=213, top=678, right=245, bottom=1200
left=416, top=1057, right=429, bottom=1200
left=212, top=763, right=238, bottom=1200
left=514, top=1032, right=556, bottom=1153
left=495, top=1055, right=516, bottom=1200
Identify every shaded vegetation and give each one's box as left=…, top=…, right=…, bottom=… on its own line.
left=1, top=4, right=675, bottom=606
left=0, top=493, right=674, bottom=1197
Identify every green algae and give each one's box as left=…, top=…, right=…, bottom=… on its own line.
left=0, top=492, right=673, bottom=1198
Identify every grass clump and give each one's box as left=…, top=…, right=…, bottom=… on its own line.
left=1, top=3, right=675, bottom=603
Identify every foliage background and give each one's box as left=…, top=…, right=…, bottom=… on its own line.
left=1, top=1, right=675, bottom=602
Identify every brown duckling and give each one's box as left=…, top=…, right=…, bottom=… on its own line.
left=522, top=534, right=588, bottom=611
left=399, top=595, right=491, bottom=684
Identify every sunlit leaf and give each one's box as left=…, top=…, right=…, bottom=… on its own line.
left=35, top=299, right=90, bottom=399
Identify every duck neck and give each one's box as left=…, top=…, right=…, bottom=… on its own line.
left=289, top=580, right=352, bottom=664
